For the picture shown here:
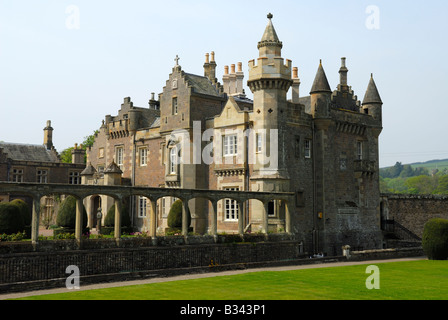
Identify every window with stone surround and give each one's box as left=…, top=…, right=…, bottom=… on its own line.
left=224, top=187, right=239, bottom=221
left=138, top=196, right=147, bottom=218
left=357, top=141, right=363, bottom=160
left=139, top=147, right=148, bottom=166
left=115, top=146, right=124, bottom=170
left=11, top=168, right=24, bottom=182
left=37, top=169, right=48, bottom=183
left=169, top=146, right=178, bottom=174
left=223, top=134, right=238, bottom=156
left=172, top=97, right=178, bottom=115
left=69, top=171, right=81, bottom=185
left=304, top=139, right=311, bottom=158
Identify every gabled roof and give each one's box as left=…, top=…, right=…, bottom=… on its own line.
left=0, top=142, right=60, bottom=163
left=310, top=61, right=332, bottom=94
left=362, top=74, right=383, bottom=105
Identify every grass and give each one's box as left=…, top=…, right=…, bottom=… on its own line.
left=12, top=260, right=448, bottom=300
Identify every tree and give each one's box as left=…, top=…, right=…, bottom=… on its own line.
left=399, top=165, right=414, bottom=178
left=390, top=162, right=404, bottom=178
left=56, top=196, right=88, bottom=229
left=167, top=199, right=190, bottom=230
left=435, top=175, right=448, bottom=194
left=405, top=175, right=437, bottom=194
left=104, top=204, right=131, bottom=227
left=60, top=130, right=98, bottom=164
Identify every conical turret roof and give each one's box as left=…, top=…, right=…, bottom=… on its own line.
left=362, top=74, right=382, bottom=105
left=310, top=60, right=332, bottom=94
left=258, top=13, right=283, bottom=49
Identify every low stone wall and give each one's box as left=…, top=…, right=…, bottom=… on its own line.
left=348, top=247, right=424, bottom=261
left=0, top=233, right=295, bottom=254
left=384, top=194, right=448, bottom=238
left=0, top=239, right=303, bottom=293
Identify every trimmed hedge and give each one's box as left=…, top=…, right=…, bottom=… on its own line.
left=0, top=202, right=25, bottom=234
left=10, top=199, right=31, bottom=227
left=56, top=196, right=88, bottom=229
left=422, top=218, right=448, bottom=260
left=104, top=204, right=131, bottom=227
left=167, top=199, right=190, bottom=229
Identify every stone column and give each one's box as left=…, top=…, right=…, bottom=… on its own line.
left=114, top=198, right=122, bottom=241
left=75, top=197, right=83, bottom=243
left=262, top=200, right=269, bottom=234
left=31, top=196, right=41, bottom=246
left=238, top=200, right=245, bottom=235
left=149, top=198, right=157, bottom=238
left=210, top=200, right=218, bottom=236
left=182, top=199, right=190, bottom=236
left=284, top=200, right=291, bottom=233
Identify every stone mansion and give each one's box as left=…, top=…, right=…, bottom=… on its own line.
left=81, top=14, right=384, bottom=254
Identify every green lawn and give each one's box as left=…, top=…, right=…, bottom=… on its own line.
left=13, top=260, right=448, bottom=300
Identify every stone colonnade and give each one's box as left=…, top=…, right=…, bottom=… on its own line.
left=0, top=182, right=294, bottom=245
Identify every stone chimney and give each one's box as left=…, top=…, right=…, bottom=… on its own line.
left=222, top=62, right=245, bottom=97
left=71, top=143, right=86, bottom=164
left=43, top=120, right=54, bottom=150
left=291, top=67, right=301, bottom=103
left=204, top=51, right=217, bottom=83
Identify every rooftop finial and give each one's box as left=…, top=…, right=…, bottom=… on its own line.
left=267, top=13, right=273, bottom=20
left=174, top=55, right=180, bottom=66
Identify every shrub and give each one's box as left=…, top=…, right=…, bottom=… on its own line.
left=56, top=196, right=88, bottom=229
left=422, top=218, right=448, bottom=260
left=10, top=199, right=31, bottom=226
left=167, top=199, right=190, bottom=229
left=0, top=202, right=25, bottom=234
left=104, top=204, right=131, bottom=227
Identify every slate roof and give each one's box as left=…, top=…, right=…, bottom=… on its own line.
left=310, top=61, right=332, bottom=94
left=362, top=75, right=382, bottom=105
left=184, top=73, right=222, bottom=97
left=0, top=142, right=60, bottom=163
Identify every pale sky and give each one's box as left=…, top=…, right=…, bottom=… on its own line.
left=1, top=0, right=447, bottom=168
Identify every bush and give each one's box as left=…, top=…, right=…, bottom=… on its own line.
left=56, top=196, right=88, bottom=229
left=0, top=202, right=25, bottom=234
left=104, top=204, right=131, bottom=227
left=167, top=199, right=190, bottom=229
left=10, top=199, right=31, bottom=226
left=422, top=218, right=448, bottom=260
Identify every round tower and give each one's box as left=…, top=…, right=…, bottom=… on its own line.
left=310, top=60, right=332, bottom=120
left=248, top=13, right=292, bottom=179
left=362, top=74, right=383, bottom=122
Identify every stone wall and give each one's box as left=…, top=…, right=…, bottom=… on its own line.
left=383, top=194, right=448, bottom=238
